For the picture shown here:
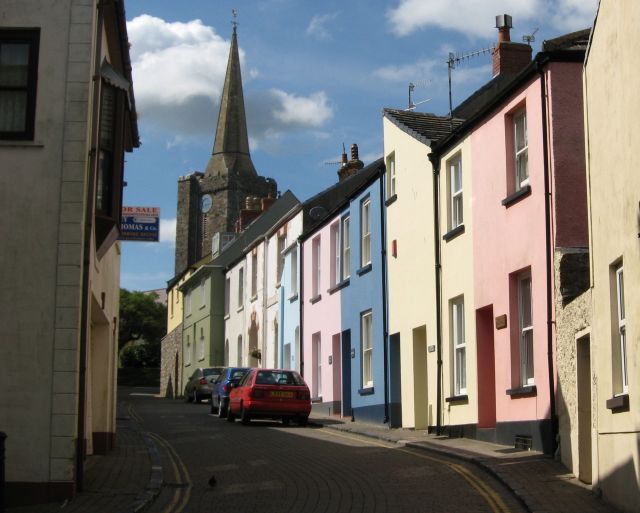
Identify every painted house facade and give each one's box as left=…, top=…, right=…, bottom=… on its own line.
left=0, top=0, right=138, bottom=505
left=581, top=1, right=640, bottom=510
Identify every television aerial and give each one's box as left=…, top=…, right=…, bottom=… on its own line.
left=523, top=28, right=539, bottom=46
left=406, top=80, right=431, bottom=111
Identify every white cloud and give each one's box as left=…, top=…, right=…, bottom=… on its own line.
left=159, top=218, right=176, bottom=246
left=386, top=0, right=596, bottom=38
left=373, top=58, right=439, bottom=83
left=127, top=15, right=334, bottom=146
left=306, top=13, right=339, bottom=40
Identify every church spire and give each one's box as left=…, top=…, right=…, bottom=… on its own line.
left=204, top=16, right=257, bottom=177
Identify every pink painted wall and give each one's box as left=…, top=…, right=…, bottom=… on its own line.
left=546, top=61, right=588, bottom=248
left=472, top=77, right=552, bottom=423
left=302, top=216, right=342, bottom=406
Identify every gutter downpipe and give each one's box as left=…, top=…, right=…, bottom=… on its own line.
left=379, top=170, right=390, bottom=424
left=538, top=58, right=557, bottom=456
left=298, top=238, right=304, bottom=378
left=76, top=3, right=104, bottom=492
left=429, top=152, right=443, bottom=436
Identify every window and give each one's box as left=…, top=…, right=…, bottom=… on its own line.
left=251, top=252, right=258, bottom=298
left=237, top=335, right=243, bottom=366
left=224, top=339, right=229, bottom=366
left=170, top=290, right=174, bottom=317
left=514, top=110, right=528, bottom=190
left=342, top=216, right=350, bottom=279
left=276, top=234, right=286, bottom=285
left=185, top=333, right=192, bottom=365
left=96, top=83, right=117, bottom=215
left=614, top=264, right=628, bottom=394
left=185, top=290, right=192, bottom=317
left=224, top=277, right=230, bottom=316
left=312, top=333, right=322, bottom=398
left=360, top=198, right=371, bottom=267
left=449, top=155, right=463, bottom=229
left=0, top=29, right=39, bottom=140
left=452, top=298, right=466, bottom=395
left=312, top=236, right=321, bottom=298
left=290, top=246, right=298, bottom=297
left=200, top=281, right=206, bottom=309
left=361, top=311, right=373, bottom=387
left=518, top=273, right=534, bottom=385
left=273, top=319, right=279, bottom=368
left=237, top=268, right=244, bottom=308
left=198, top=327, right=205, bottom=360
left=386, top=155, right=396, bottom=198
left=330, top=222, right=340, bottom=286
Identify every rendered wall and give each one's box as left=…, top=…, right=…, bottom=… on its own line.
left=584, top=2, right=640, bottom=510
left=383, top=117, right=437, bottom=429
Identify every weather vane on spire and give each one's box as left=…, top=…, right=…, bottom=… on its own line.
left=232, top=9, right=238, bottom=32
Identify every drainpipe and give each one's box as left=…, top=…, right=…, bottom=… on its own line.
left=538, top=59, right=557, bottom=455
left=431, top=155, right=443, bottom=436
left=298, top=238, right=304, bottom=378
left=76, top=3, right=105, bottom=492
left=379, top=169, right=390, bottom=424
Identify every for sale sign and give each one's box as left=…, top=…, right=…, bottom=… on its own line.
left=120, top=206, right=160, bottom=242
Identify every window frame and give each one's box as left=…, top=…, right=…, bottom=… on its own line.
left=615, top=264, right=628, bottom=394
left=200, top=280, right=206, bottom=309
left=449, top=154, right=463, bottom=229
left=251, top=252, right=258, bottom=298
left=518, top=273, right=534, bottom=386
left=330, top=221, right=340, bottom=287
left=0, top=28, right=40, bottom=141
left=312, top=236, right=321, bottom=298
left=361, top=310, right=373, bottom=388
left=312, top=332, right=322, bottom=398
left=513, top=109, right=528, bottom=191
left=342, top=215, right=350, bottom=280
left=452, top=298, right=466, bottom=395
left=237, top=267, right=244, bottom=309
left=276, top=233, right=286, bottom=285
left=198, top=326, right=205, bottom=361
left=185, top=289, right=192, bottom=317
left=224, top=277, right=230, bottom=316
left=386, top=155, right=396, bottom=199
left=290, top=246, right=298, bottom=297
left=360, top=197, right=371, bottom=268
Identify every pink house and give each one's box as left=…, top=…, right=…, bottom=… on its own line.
left=434, top=21, right=589, bottom=452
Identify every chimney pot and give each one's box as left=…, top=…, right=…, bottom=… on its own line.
left=351, top=144, right=359, bottom=161
left=492, top=14, right=531, bottom=77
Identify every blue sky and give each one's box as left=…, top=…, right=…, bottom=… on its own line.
left=120, top=0, right=598, bottom=292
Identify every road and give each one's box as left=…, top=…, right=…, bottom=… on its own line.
left=124, top=388, right=526, bottom=513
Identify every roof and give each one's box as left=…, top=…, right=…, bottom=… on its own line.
left=300, top=158, right=385, bottom=240
left=432, top=27, right=590, bottom=157
left=383, top=109, right=463, bottom=146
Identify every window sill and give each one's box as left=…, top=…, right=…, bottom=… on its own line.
left=501, top=185, right=531, bottom=207
left=443, top=224, right=465, bottom=242
left=385, top=194, right=397, bottom=207
left=357, top=263, right=372, bottom=276
left=358, top=387, right=374, bottom=396
left=328, top=278, right=350, bottom=295
left=445, top=394, right=468, bottom=404
left=506, top=385, right=537, bottom=397
left=288, top=293, right=299, bottom=303
left=311, top=396, right=323, bottom=403
left=236, top=305, right=244, bottom=313
left=250, top=295, right=257, bottom=303
left=0, top=140, right=44, bottom=148
left=606, top=394, right=629, bottom=413
left=310, top=294, right=322, bottom=305
left=224, top=314, right=230, bottom=321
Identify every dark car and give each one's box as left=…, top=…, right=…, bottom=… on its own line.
left=227, top=368, right=311, bottom=426
left=210, top=367, right=250, bottom=417
left=184, top=367, right=224, bottom=403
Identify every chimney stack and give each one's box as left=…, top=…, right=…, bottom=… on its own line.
left=492, top=14, right=532, bottom=78
left=337, top=143, right=364, bottom=181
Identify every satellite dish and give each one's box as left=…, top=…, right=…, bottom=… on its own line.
left=309, top=206, right=327, bottom=220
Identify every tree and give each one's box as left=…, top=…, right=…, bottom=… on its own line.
left=119, top=288, right=167, bottom=367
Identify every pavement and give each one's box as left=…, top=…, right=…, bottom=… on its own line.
left=6, top=400, right=619, bottom=513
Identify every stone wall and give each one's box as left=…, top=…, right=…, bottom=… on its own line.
left=160, top=324, right=183, bottom=398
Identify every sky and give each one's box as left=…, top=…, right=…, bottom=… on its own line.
left=120, top=0, right=599, bottom=292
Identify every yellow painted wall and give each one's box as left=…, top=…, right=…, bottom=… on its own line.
left=584, top=2, right=640, bottom=510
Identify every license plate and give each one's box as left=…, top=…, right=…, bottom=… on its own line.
left=270, top=391, right=294, bottom=398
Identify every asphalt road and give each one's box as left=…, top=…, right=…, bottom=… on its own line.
left=124, top=388, right=526, bottom=513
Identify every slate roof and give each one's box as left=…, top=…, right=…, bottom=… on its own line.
left=542, top=28, right=591, bottom=52
left=300, top=158, right=385, bottom=240
left=382, top=109, right=463, bottom=146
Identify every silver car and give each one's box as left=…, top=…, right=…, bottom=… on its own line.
left=184, top=367, right=224, bottom=403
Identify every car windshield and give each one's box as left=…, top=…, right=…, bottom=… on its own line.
left=255, top=370, right=304, bottom=386
left=204, top=368, right=221, bottom=377
left=230, top=369, right=247, bottom=380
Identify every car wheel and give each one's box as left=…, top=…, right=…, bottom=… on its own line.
left=217, top=398, right=227, bottom=418
left=226, top=408, right=235, bottom=422
left=281, top=417, right=290, bottom=426
left=210, top=397, right=216, bottom=414
left=240, top=404, right=251, bottom=425
left=297, top=415, right=308, bottom=427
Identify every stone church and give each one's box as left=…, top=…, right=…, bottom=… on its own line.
left=174, top=24, right=277, bottom=276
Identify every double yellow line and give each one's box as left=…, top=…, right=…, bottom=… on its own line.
left=322, top=429, right=511, bottom=513
left=146, top=431, right=192, bottom=513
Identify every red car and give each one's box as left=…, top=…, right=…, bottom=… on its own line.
left=227, top=368, right=311, bottom=426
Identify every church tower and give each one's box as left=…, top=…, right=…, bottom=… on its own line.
left=174, top=23, right=277, bottom=275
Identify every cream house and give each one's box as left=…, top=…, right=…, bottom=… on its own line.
left=583, top=1, right=640, bottom=511
left=0, top=0, right=138, bottom=505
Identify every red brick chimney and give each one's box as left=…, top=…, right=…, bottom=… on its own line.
left=337, top=143, right=364, bottom=182
left=492, top=14, right=532, bottom=77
